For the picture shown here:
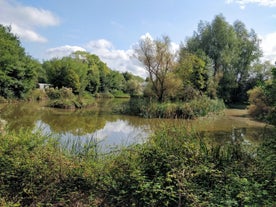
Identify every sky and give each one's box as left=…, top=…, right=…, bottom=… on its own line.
left=0, top=0, right=276, bottom=77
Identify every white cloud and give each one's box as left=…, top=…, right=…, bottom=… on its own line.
left=260, top=32, right=276, bottom=64
left=11, top=23, right=47, bottom=43
left=0, top=0, right=59, bottom=42
left=86, top=39, right=147, bottom=77
left=226, top=0, right=276, bottom=9
left=46, top=45, right=86, bottom=59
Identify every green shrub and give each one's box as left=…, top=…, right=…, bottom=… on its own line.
left=27, top=89, right=48, bottom=101
left=0, top=130, right=95, bottom=206
left=0, top=96, right=7, bottom=103
left=247, top=87, right=271, bottom=120
left=120, top=96, right=225, bottom=119
left=0, top=125, right=275, bottom=206
left=95, top=92, right=114, bottom=98
left=110, top=90, right=131, bottom=98
left=45, top=87, right=75, bottom=100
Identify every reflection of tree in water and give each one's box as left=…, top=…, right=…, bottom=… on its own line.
left=40, top=110, right=109, bottom=135
left=0, top=102, right=42, bottom=131
left=202, top=126, right=273, bottom=145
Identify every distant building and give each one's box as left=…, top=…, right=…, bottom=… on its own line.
left=38, top=83, right=51, bottom=90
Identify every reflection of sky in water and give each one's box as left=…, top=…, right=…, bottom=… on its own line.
left=35, top=119, right=150, bottom=151
left=93, top=120, right=148, bottom=145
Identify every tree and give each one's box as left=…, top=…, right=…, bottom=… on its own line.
left=177, top=49, right=208, bottom=92
left=230, top=20, right=262, bottom=102
left=123, top=72, right=144, bottom=96
left=0, top=25, right=38, bottom=99
left=135, top=35, right=177, bottom=102
left=43, top=56, right=88, bottom=94
left=186, top=14, right=261, bottom=103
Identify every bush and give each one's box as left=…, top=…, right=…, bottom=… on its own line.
left=111, top=90, right=131, bottom=98
left=120, top=96, right=225, bottom=119
left=27, top=89, right=48, bottom=101
left=247, top=87, right=271, bottom=120
left=45, top=87, right=93, bottom=109
left=0, top=130, right=94, bottom=206
left=1, top=126, right=275, bottom=206
left=95, top=92, right=114, bottom=98
left=0, top=96, right=7, bottom=103
left=45, top=87, right=75, bottom=100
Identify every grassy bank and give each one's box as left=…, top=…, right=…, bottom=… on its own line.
left=119, top=96, right=225, bottom=119
left=0, top=126, right=275, bottom=206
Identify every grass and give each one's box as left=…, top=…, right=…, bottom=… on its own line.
left=0, top=125, right=275, bottom=206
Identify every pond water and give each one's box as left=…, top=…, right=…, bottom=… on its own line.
left=0, top=100, right=274, bottom=151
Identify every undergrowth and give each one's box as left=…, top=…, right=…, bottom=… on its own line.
left=0, top=126, right=275, bottom=206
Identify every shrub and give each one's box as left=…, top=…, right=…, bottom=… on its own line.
left=111, top=90, right=131, bottom=98
left=45, top=87, right=74, bottom=100
left=27, top=89, right=48, bottom=101
left=0, top=96, right=7, bottom=103
left=247, top=87, right=271, bottom=120
left=95, top=92, right=114, bottom=98
left=120, top=96, right=225, bottom=119
left=0, top=130, right=95, bottom=206
left=1, top=125, right=275, bottom=206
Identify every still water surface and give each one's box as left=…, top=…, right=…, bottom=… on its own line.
left=0, top=100, right=273, bottom=150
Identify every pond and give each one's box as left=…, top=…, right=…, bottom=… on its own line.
left=0, top=100, right=274, bottom=151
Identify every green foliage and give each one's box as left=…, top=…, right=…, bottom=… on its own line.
left=45, top=87, right=95, bottom=109
left=135, top=35, right=177, bottom=102
left=247, top=86, right=271, bottom=120
left=27, top=88, right=48, bottom=101
left=177, top=49, right=208, bottom=92
left=186, top=15, right=261, bottom=103
left=121, top=96, right=225, bottom=119
left=0, top=25, right=39, bottom=99
left=95, top=92, right=114, bottom=98
left=248, top=65, right=276, bottom=125
left=0, top=130, right=95, bottom=206
left=0, top=124, right=275, bottom=206
left=43, top=57, right=87, bottom=94
left=43, top=51, right=143, bottom=99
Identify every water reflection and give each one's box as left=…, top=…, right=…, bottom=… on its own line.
left=35, top=119, right=149, bottom=151
left=0, top=101, right=274, bottom=151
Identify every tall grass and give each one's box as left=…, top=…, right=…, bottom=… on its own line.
left=0, top=126, right=275, bottom=206
left=120, top=96, right=225, bottom=119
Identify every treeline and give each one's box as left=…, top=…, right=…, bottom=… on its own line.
left=0, top=25, right=143, bottom=101
left=0, top=14, right=276, bottom=121
left=42, top=51, right=144, bottom=97
left=135, top=14, right=271, bottom=104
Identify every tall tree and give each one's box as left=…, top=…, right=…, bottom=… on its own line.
left=0, top=25, right=39, bottom=99
left=135, top=35, right=177, bottom=102
left=43, top=56, right=88, bottom=94
left=186, top=14, right=261, bottom=103
left=230, top=20, right=262, bottom=102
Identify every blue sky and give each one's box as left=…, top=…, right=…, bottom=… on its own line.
left=1, top=0, right=276, bottom=77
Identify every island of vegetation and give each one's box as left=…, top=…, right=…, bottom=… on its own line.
left=0, top=14, right=275, bottom=206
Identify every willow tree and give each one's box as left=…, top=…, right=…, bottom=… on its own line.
left=135, top=35, right=179, bottom=102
